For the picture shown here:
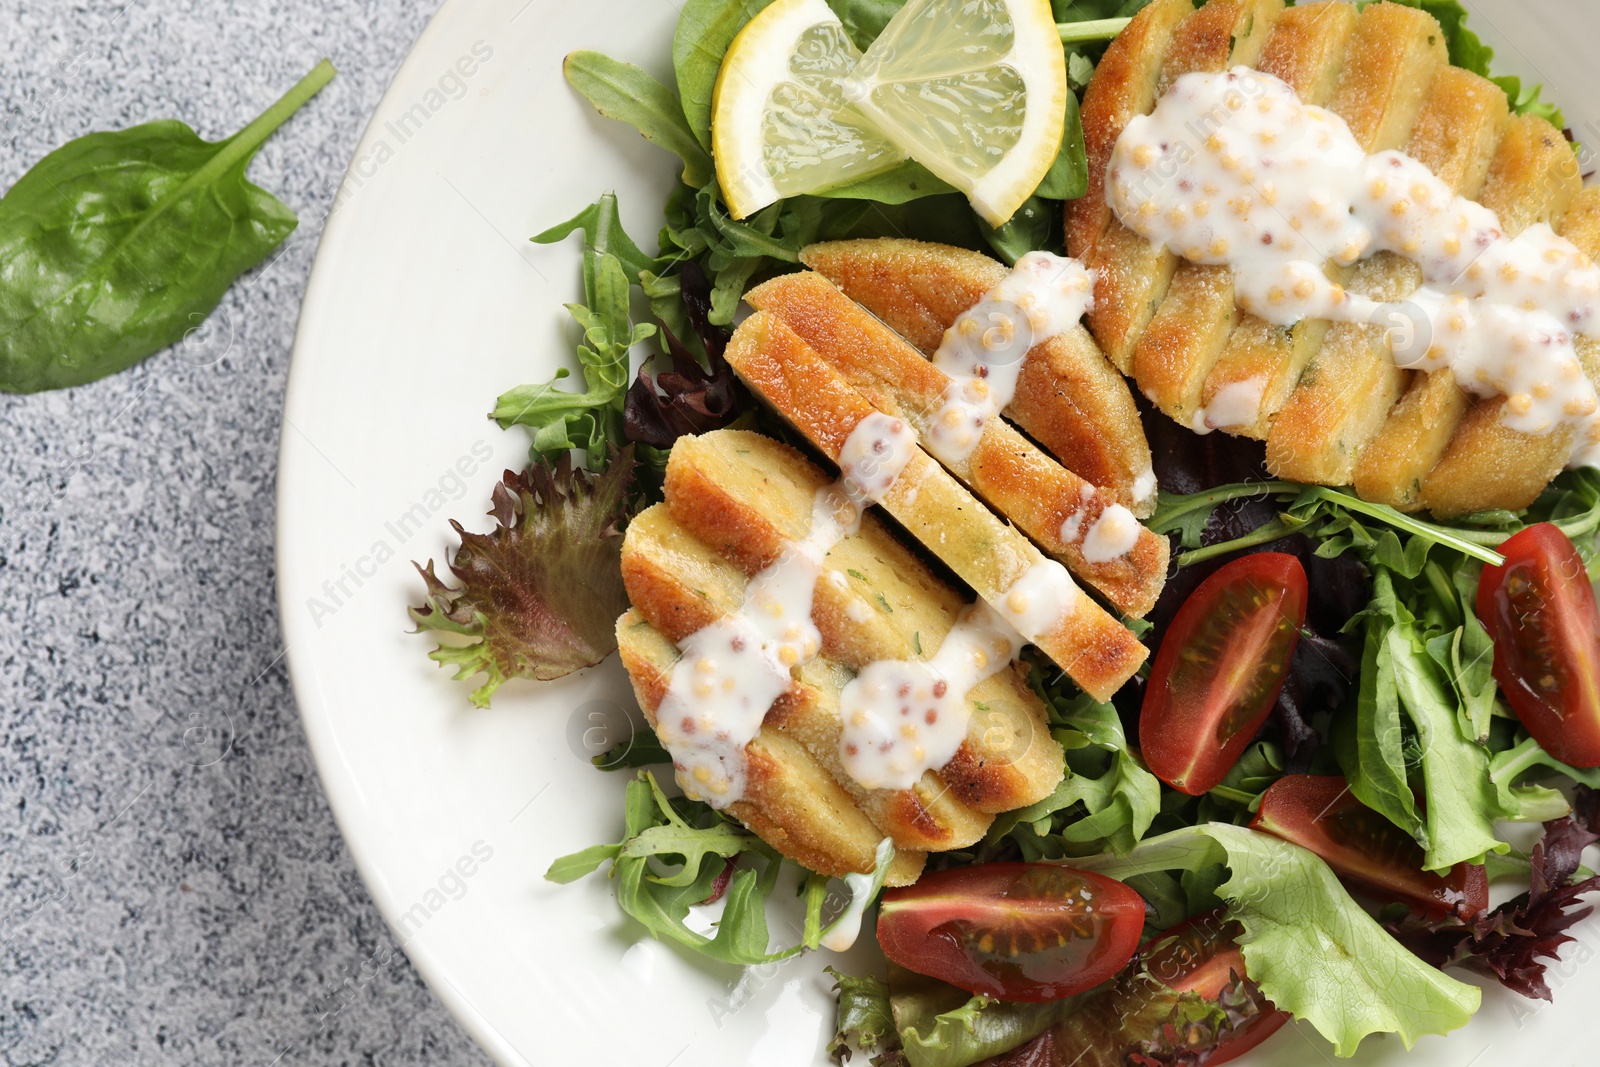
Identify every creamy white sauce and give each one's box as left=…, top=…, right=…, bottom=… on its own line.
left=1108, top=67, right=1600, bottom=466
left=925, top=252, right=1096, bottom=465
left=1081, top=504, right=1141, bottom=563
left=838, top=601, right=1021, bottom=790
left=1132, top=467, right=1159, bottom=508
left=819, top=866, right=879, bottom=951
left=659, top=414, right=916, bottom=807
left=1194, top=376, right=1268, bottom=433
left=838, top=558, right=1081, bottom=790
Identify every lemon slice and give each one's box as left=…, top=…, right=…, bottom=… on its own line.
left=713, top=0, right=907, bottom=219
left=847, top=0, right=1067, bottom=226
left=713, top=0, right=1067, bottom=226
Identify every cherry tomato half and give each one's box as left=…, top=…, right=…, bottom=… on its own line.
left=875, top=863, right=1145, bottom=1002
left=1140, top=552, right=1308, bottom=795
left=1251, top=775, right=1487, bottom=919
left=1139, top=912, right=1290, bottom=1065
left=1477, top=523, right=1600, bottom=768
left=984, top=911, right=1289, bottom=1067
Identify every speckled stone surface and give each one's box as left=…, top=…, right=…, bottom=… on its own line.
left=0, top=2, right=496, bottom=1064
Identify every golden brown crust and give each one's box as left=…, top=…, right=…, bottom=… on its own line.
left=661, top=431, right=1065, bottom=816
left=1087, top=0, right=1284, bottom=373
left=617, top=613, right=928, bottom=886
left=799, top=238, right=1157, bottom=515
left=1254, top=0, right=1358, bottom=102
left=746, top=270, right=1169, bottom=616
left=725, top=311, right=1149, bottom=701
left=1068, top=0, right=1194, bottom=261
left=1416, top=117, right=1589, bottom=517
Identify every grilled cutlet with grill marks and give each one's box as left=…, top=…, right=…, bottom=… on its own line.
left=618, top=612, right=930, bottom=886
left=616, top=427, right=1071, bottom=883
left=1079, top=0, right=1284, bottom=375
left=1075, top=0, right=1594, bottom=517
left=799, top=238, right=1156, bottom=518
left=661, top=430, right=1064, bottom=815
left=725, top=310, right=1149, bottom=702
left=744, top=270, right=1170, bottom=618
left=1412, top=122, right=1590, bottom=517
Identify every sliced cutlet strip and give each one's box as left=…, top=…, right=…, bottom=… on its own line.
left=725, top=311, right=1148, bottom=702
left=1261, top=5, right=1451, bottom=485
left=1131, top=1, right=1358, bottom=427
left=617, top=612, right=928, bottom=886
left=1349, top=70, right=1513, bottom=508
left=1068, top=0, right=1194, bottom=262
left=662, top=430, right=1064, bottom=815
left=620, top=506, right=1000, bottom=852
left=745, top=271, right=1171, bottom=618
left=1199, top=1, right=1420, bottom=439
left=1086, top=0, right=1283, bottom=374
left=1418, top=119, right=1588, bottom=517
left=799, top=239, right=1156, bottom=516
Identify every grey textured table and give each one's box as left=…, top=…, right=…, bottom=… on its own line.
left=0, top=3, right=495, bottom=1064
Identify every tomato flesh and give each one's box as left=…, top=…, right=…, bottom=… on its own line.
left=875, top=863, right=1145, bottom=1002
left=983, top=911, right=1289, bottom=1067
left=1139, top=912, right=1290, bottom=1065
left=1477, top=523, right=1600, bottom=768
left=1251, top=775, right=1487, bottom=919
left=1141, top=553, right=1308, bottom=795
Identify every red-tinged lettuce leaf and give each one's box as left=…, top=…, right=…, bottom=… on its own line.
left=1386, top=786, right=1600, bottom=1000
left=625, top=261, right=747, bottom=453
left=410, top=449, right=635, bottom=706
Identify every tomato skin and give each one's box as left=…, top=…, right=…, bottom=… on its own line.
left=875, top=863, right=1145, bottom=1002
left=1250, top=775, right=1487, bottom=919
left=1477, top=523, right=1600, bottom=768
left=1141, top=912, right=1290, bottom=1066
left=1140, top=553, right=1308, bottom=795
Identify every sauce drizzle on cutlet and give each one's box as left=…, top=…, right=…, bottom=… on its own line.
left=1108, top=66, right=1600, bottom=463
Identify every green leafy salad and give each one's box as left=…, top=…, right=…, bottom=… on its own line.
left=406, top=1, right=1600, bottom=1064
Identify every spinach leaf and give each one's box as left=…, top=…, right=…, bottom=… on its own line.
left=1033, top=90, right=1088, bottom=200
left=564, top=51, right=713, bottom=188
left=0, top=58, right=335, bottom=393
left=674, top=0, right=775, bottom=149
left=826, top=0, right=907, bottom=50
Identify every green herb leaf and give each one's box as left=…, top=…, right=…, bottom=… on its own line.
left=1033, top=91, right=1088, bottom=200
left=1077, top=824, right=1481, bottom=1056
left=0, top=58, right=335, bottom=393
left=889, top=967, right=1067, bottom=1067
left=826, top=0, right=907, bottom=50
left=563, top=51, right=713, bottom=187
left=549, top=772, right=896, bottom=965
left=499, top=195, right=657, bottom=467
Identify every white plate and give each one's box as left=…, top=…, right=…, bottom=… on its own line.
left=276, top=1, right=1600, bottom=1064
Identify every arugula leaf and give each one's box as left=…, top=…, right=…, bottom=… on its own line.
left=499, top=194, right=657, bottom=467
left=563, top=51, right=713, bottom=187
left=674, top=0, right=775, bottom=149
left=409, top=452, right=635, bottom=706
left=1077, top=824, right=1481, bottom=1056
left=549, top=771, right=897, bottom=965
left=0, top=59, right=335, bottom=393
